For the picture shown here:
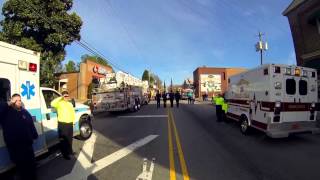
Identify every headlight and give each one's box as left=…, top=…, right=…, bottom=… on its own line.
left=311, top=102, right=316, bottom=108
left=275, top=101, right=281, bottom=108
left=274, top=82, right=282, bottom=89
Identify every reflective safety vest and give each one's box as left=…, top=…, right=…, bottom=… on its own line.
left=51, top=97, right=76, bottom=123
left=222, top=102, right=228, bottom=113
left=215, top=97, right=224, bottom=106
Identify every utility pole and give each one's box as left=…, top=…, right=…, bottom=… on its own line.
left=255, top=32, right=268, bottom=65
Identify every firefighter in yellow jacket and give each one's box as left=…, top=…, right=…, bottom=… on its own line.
left=51, top=91, right=75, bottom=160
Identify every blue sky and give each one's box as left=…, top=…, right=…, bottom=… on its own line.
left=1, top=0, right=295, bottom=84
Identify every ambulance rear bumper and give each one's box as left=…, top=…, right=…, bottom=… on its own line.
left=266, top=121, right=320, bottom=138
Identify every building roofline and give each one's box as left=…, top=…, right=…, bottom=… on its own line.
left=283, top=0, right=306, bottom=16
left=55, top=71, right=80, bottom=76
left=194, top=67, right=247, bottom=70
left=84, top=59, right=113, bottom=69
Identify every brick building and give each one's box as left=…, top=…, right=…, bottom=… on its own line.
left=193, top=67, right=246, bottom=98
left=283, top=0, right=320, bottom=72
left=56, top=59, right=113, bottom=101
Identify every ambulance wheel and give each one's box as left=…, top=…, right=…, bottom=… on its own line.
left=78, top=118, right=92, bottom=140
left=240, top=116, right=250, bottom=135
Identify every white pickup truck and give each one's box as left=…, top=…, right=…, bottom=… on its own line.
left=0, top=41, right=93, bottom=173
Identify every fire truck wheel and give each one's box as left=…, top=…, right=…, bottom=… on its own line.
left=240, top=116, right=250, bottom=135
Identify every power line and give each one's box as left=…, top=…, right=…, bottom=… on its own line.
left=102, top=0, right=146, bottom=64
left=17, top=0, right=130, bottom=73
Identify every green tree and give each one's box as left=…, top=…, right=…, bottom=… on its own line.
left=150, top=76, right=155, bottom=85
left=142, top=70, right=150, bottom=81
left=81, top=54, right=110, bottom=66
left=0, top=0, right=82, bottom=87
left=65, top=60, right=77, bottom=72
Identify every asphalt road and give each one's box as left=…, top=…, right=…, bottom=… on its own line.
left=2, top=100, right=320, bottom=180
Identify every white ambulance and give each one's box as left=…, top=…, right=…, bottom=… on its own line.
left=0, top=41, right=93, bottom=173
left=225, top=64, right=319, bottom=138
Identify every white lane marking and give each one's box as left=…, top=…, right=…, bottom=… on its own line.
left=57, top=133, right=97, bottom=180
left=118, top=115, right=168, bottom=118
left=91, top=135, right=159, bottom=174
left=136, top=158, right=156, bottom=180
left=57, top=134, right=159, bottom=179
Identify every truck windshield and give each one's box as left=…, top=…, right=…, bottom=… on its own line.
left=286, top=79, right=296, bottom=95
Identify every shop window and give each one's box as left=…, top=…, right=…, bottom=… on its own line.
left=0, top=78, right=11, bottom=102
left=92, top=77, right=100, bottom=88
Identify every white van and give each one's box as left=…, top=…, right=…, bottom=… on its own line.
left=225, top=64, right=319, bottom=138
left=0, top=41, right=93, bottom=173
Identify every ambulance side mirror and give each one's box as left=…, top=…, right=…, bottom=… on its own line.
left=71, top=98, right=76, bottom=108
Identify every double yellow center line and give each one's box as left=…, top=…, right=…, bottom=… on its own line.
left=167, top=109, right=190, bottom=180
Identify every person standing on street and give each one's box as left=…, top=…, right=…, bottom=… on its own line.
left=162, top=91, right=167, bottom=108
left=51, top=91, right=75, bottom=160
left=214, top=94, right=224, bottom=122
left=187, top=92, right=192, bottom=104
left=0, top=94, right=38, bottom=180
left=175, top=91, right=181, bottom=108
left=169, top=91, right=175, bottom=108
left=156, top=91, right=161, bottom=109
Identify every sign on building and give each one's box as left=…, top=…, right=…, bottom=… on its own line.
left=200, top=74, right=221, bottom=93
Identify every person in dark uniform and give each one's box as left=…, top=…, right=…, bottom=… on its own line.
left=156, top=91, right=161, bottom=109
left=175, top=91, right=181, bottom=108
left=162, top=92, right=167, bottom=108
left=0, top=94, right=38, bottom=180
left=169, top=91, right=175, bottom=108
